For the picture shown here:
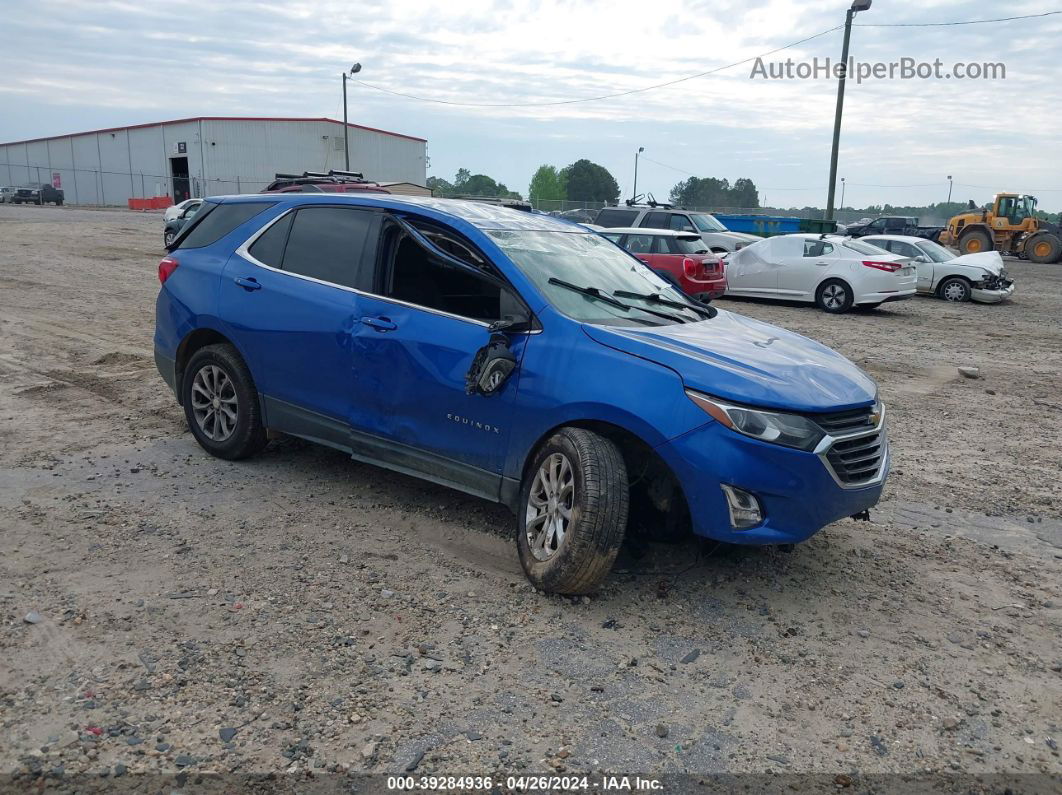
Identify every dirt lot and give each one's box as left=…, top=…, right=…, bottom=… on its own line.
left=1, top=204, right=1060, bottom=787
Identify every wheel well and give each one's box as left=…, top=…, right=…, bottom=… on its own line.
left=522, top=421, right=693, bottom=541
left=816, top=277, right=851, bottom=297
left=174, top=328, right=236, bottom=401
left=936, top=274, right=971, bottom=296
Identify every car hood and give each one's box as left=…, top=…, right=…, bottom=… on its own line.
left=582, top=310, right=876, bottom=413
left=947, top=251, right=1005, bottom=274
left=721, top=231, right=763, bottom=243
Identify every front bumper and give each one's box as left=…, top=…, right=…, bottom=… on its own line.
left=656, top=418, right=888, bottom=545
left=972, top=282, right=1015, bottom=303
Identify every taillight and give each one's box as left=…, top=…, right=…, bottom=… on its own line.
left=682, top=257, right=700, bottom=278
left=862, top=260, right=902, bottom=273
left=158, top=256, right=179, bottom=284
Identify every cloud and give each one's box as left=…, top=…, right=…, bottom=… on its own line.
left=0, top=0, right=1059, bottom=210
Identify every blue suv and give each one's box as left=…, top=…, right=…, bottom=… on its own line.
left=154, top=194, right=888, bottom=594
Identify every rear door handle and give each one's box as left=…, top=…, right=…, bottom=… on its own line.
left=361, top=316, right=397, bottom=332
left=234, top=276, right=262, bottom=290
left=815, top=262, right=830, bottom=266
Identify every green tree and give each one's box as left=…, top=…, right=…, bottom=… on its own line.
left=560, top=159, right=620, bottom=204
left=426, top=176, right=454, bottom=197
left=528, top=165, right=567, bottom=203
left=668, top=176, right=761, bottom=209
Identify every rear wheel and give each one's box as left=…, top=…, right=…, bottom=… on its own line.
left=1025, top=233, right=1061, bottom=264
left=516, top=427, right=628, bottom=595
left=816, top=279, right=854, bottom=313
left=181, top=344, right=267, bottom=460
left=938, top=277, right=971, bottom=302
left=959, top=228, right=993, bottom=255
left=164, top=229, right=176, bottom=247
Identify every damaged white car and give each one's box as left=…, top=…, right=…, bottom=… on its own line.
left=862, top=235, right=1015, bottom=304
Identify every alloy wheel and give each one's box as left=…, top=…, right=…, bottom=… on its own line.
left=822, top=284, right=846, bottom=310
left=190, top=364, right=238, bottom=441
left=525, top=453, right=575, bottom=561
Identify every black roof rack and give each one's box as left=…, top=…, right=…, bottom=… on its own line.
left=268, top=170, right=372, bottom=187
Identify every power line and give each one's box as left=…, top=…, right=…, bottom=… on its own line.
left=352, top=11, right=1059, bottom=109
left=354, top=25, right=843, bottom=108
left=855, top=11, right=1060, bottom=27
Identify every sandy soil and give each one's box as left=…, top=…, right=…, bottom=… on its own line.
left=0, top=204, right=1059, bottom=788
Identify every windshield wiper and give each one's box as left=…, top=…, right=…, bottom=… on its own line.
left=547, top=278, right=688, bottom=324
left=613, top=290, right=717, bottom=319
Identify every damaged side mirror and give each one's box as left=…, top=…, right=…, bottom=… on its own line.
left=466, top=333, right=518, bottom=396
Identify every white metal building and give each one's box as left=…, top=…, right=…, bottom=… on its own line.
left=0, top=116, right=427, bottom=206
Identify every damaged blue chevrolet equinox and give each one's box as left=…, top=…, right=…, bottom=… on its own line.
left=154, top=194, right=888, bottom=594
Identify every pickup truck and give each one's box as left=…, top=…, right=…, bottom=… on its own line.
left=844, top=216, right=942, bottom=243
left=13, top=184, right=65, bottom=205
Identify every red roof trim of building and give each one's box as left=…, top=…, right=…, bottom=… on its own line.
left=0, top=116, right=426, bottom=147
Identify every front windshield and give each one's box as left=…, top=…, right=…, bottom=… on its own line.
left=917, top=240, right=955, bottom=263
left=486, top=230, right=704, bottom=326
left=690, top=213, right=728, bottom=232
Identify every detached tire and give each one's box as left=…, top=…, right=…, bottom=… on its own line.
left=181, top=344, right=267, bottom=460
left=517, top=427, right=628, bottom=595
left=938, top=276, right=971, bottom=302
left=816, top=279, right=854, bottom=313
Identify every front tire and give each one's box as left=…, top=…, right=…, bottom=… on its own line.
left=181, top=344, right=267, bottom=460
left=938, top=276, right=971, bottom=302
left=1025, top=233, right=1061, bottom=264
left=164, top=229, right=176, bottom=247
left=516, top=427, right=628, bottom=595
left=816, top=279, right=854, bottom=313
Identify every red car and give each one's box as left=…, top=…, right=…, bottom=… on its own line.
left=600, top=228, right=726, bottom=301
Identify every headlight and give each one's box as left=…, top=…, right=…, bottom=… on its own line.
left=686, top=390, right=826, bottom=451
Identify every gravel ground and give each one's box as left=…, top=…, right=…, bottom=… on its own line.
left=1, top=204, right=1059, bottom=788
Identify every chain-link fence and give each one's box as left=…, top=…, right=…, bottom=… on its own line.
left=0, top=161, right=272, bottom=207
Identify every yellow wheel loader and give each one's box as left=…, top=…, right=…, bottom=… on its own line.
left=939, top=193, right=1062, bottom=264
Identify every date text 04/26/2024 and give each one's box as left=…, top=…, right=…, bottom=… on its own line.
left=386, top=775, right=664, bottom=791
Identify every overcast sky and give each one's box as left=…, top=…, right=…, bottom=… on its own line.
left=2, top=0, right=1060, bottom=211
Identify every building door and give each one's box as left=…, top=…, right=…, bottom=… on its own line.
left=169, top=157, right=189, bottom=202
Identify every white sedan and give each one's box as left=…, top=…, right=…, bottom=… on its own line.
left=164, top=198, right=202, bottom=222
left=861, top=235, right=1015, bottom=303
left=723, top=234, right=916, bottom=313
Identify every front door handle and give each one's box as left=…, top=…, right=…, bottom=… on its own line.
left=815, top=262, right=830, bottom=266
left=234, top=276, right=262, bottom=290
left=361, top=316, right=397, bottom=332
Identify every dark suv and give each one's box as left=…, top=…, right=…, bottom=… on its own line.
left=154, top=194, right=888, bottom=594
left=262, top=170, right=389, bottom=195
left=13, top=184, right=64, bottom=205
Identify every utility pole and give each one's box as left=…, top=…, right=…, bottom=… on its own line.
left=825, top=0, right=872, bottom=221
left=946, top=175, right=953, bottom=205
left=840, top=177, right=846, bottom=211
left=632, top=146, right=644, bottom=202
left=342, top=63, right=362, bottom=171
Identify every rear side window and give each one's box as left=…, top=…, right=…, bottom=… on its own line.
left=595, top=208, right=638, bottom=227
left=280, top=207, right=374, bottom=288
left=248, top=213, right=294, bottom=268
left=178, top=201, right=274, bottom=249
left=641, top=212, right=669, bottom=229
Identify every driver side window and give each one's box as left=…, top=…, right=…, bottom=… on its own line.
left=377, top=222, right=513, bottom=323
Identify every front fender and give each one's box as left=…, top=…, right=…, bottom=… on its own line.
left=503, top=313, right=709, bottom=480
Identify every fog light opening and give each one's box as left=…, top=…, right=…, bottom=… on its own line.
left=720, top=484, right=764, bottom=529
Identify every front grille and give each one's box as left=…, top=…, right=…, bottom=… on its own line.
left=811, top=406, right=875, bottom=435
left=825, top=430, right=885, bottom=484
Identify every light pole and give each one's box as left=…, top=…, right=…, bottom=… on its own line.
left=632, top=146, right=644, bottom=202
left=825, top=0, right=872, bottom=221
left=946, top=175, right=953, bottom=206
left=840, top=177, right=846, bottom=211
left=342, top=63, right=362, bottom=171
